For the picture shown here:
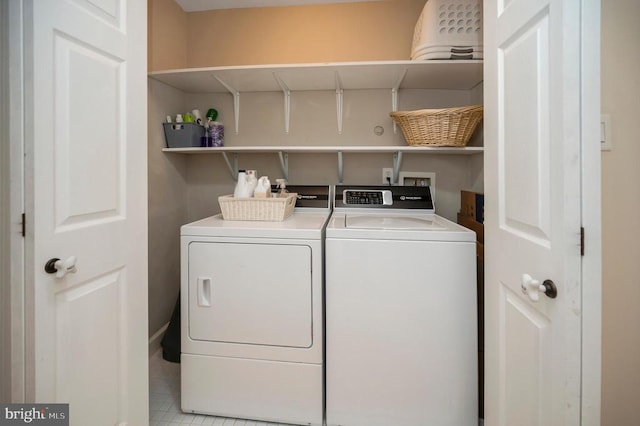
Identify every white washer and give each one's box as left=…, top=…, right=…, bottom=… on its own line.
left=325, top=185, right=477, bottom=426
left=180, top=186, right=331, bottom=426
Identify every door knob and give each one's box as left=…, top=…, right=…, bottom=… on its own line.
left=44, top=256, right=77, bottom=278
left=521, top=274, right=558, bottom=302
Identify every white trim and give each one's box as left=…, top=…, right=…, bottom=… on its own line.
left=22, top=0, right=35, bottom=402
left=580, top=0, right=602, bottom=423
left=149, top=322, right=170, bottom=359
left=1, top=0, right=26, bottom=403
left=0, top=0, right=10, bottom=403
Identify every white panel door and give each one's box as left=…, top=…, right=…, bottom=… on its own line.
left=25, top=0, right=148, bottom=424
left=484, top=0, right=591, bottom=424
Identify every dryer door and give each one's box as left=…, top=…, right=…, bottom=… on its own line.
left=188, top=242, right=312, bottom=348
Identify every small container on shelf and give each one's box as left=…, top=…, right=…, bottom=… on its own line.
left=162, top=122, right=204, bottom=148
left=206, top=121, right=224, bottom=147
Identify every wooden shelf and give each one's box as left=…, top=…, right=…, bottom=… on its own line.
left=163, top=145, right=483, bottom=183
left=162, top=146, right=483, bottom=154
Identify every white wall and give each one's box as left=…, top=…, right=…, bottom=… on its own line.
left=600, top=1, right=640, bottom=424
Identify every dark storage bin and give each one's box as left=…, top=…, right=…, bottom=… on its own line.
left=161, top=294, right=180, bottom=363
left=163, top=123, right=204, bottom=148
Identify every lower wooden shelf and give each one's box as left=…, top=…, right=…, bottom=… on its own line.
left=162, top=145, right=484, bottom=182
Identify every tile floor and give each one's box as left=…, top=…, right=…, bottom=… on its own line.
left=149, top=350, right=484, bottom=426
left=149, top=350, right=289, bottom=426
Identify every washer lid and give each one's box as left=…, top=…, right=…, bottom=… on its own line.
left=346, top=215, right=447, bottom=230
left=327, top=213, right=475, bottom=242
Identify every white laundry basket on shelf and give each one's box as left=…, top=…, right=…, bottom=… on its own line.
left=411, top=0, right=483, bottom=60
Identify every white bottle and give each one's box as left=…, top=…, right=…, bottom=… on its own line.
left=254, top=176, right=271, bottom=198
left=234, top=170, right=249, bottom=198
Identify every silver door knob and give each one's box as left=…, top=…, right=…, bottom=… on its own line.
left=44, top=256, right=77, bottom=278
left=521, top=274, right=558, bottom=302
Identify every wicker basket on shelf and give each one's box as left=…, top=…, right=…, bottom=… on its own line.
left=218, top=193, right=297, bottom=221
left=390, top=105, right=483, bottom=147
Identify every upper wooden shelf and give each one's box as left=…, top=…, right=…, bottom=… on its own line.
left=148, top=60, right=483, bottom=93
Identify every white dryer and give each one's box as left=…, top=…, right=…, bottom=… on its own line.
left=180, top=185, right=331, bottom=426
left=325, top=185, right=477, bottom=426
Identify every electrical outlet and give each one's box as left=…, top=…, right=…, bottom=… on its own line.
left=382, top=168, right=394, bottom=184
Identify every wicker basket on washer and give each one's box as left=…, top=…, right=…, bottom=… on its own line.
left=390, top=105, right=483, bottom=147
left=218, top=193, right=297, bottom=221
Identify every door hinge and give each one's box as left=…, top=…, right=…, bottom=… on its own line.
left=580, top=227, right=585, bottom=256
left=21, top=213, right=25, bottom=237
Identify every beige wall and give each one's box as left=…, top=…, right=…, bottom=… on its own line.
left=600, top=1, right=640, bottom=424
left=149, top=0, right=425, bottom=71
left=148, top=0, right=188, bottom=71
left=185, top=0, right=424, bottom=67
left=147, top=79, right=189, bottom=337
left=147, top=0, right=191, bottom=338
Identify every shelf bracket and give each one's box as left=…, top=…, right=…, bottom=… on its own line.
left=335, top=71, right=344, bottom=134
left=391, top=68, right=408, bottom=134
left=277, top=151, right=289, bottom=181
left=392, top=151, right=403, bottom=183
left=337, top=151, right=344, bottom=184
left=221, top=152, right=239, bottom=180
left=273, top=73, right=291, bottom=134
left=214, top=75, right=240, bottom=134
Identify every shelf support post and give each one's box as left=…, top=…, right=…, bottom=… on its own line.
left=214, top=75, right=240, bottom=134
left=391, top=69, right=408, bottom=134
left=277, top=151, right=289, bottom=181
left=337, top=151, right=344, bottom=184
left=392, top=151, right=403, bottom=183
left=335, top=71, right=344, bottom=134
left=273, top=73, right=291, bottom=134
left=221, top=152, right=239, bottom=180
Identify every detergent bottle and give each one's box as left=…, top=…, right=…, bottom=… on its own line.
left=254, top=176, right=271, bottom=198
left=233, top=170, right=251, bottom=198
